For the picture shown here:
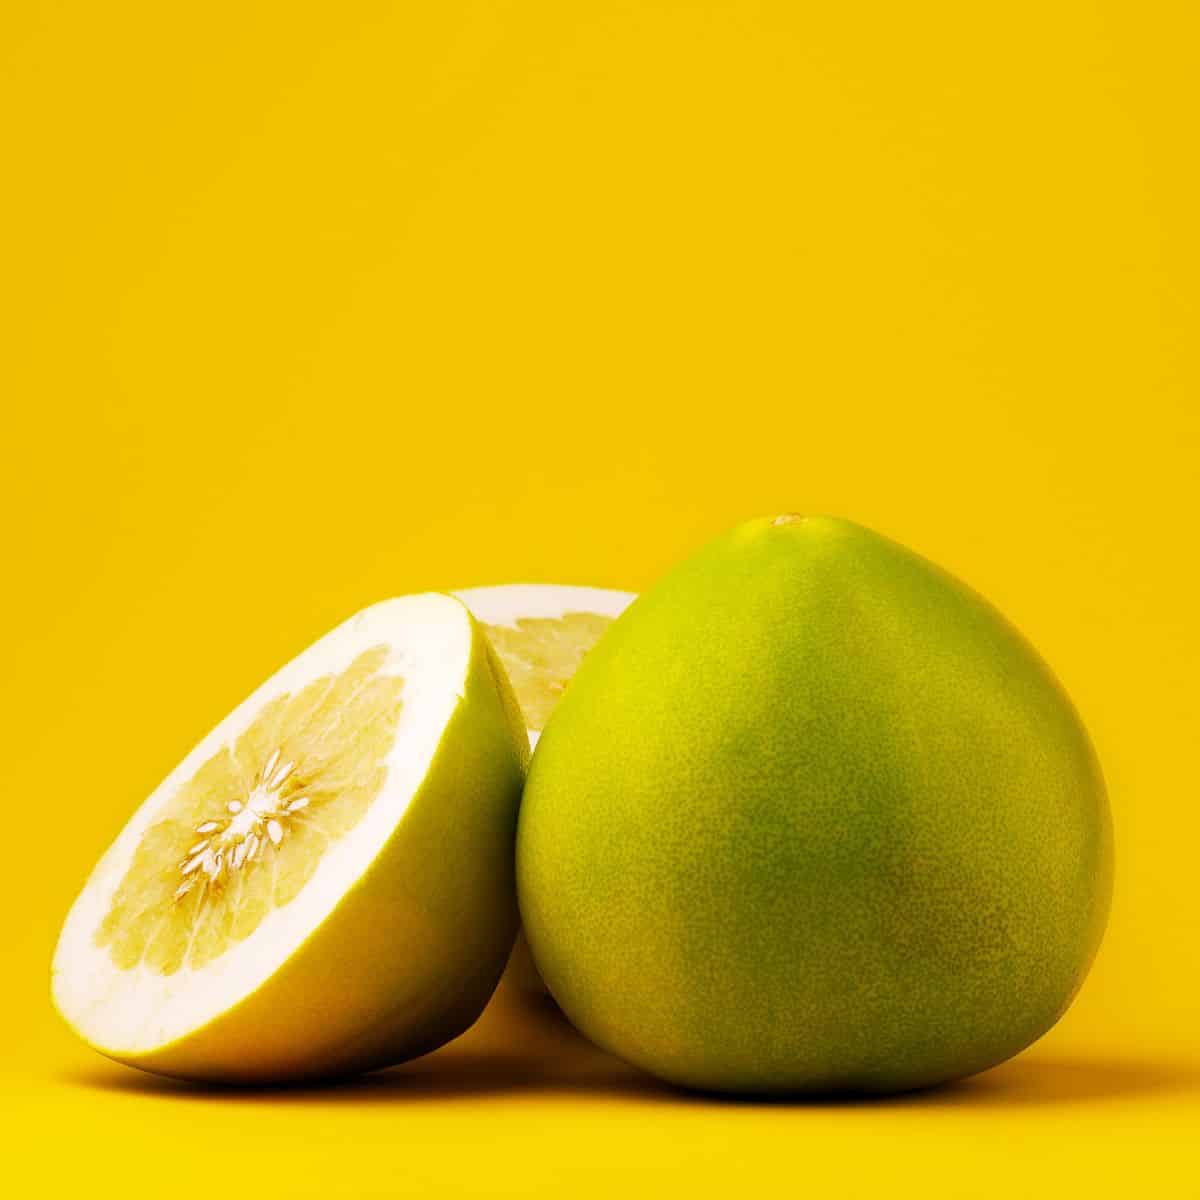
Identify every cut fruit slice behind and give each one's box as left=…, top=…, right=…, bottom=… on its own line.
left=455, top=584, right=634, bottom=1003
left=455, top=585, right=635, bottom=746
left=53, top=594, right=528, bottom=1083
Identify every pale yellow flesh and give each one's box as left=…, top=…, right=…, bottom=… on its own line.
left=94, top=646, right=404, bottom=977
left=483, top=612, right=616, bottom=733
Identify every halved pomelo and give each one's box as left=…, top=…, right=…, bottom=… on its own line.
left=455, top=585, right=635, bottom=747
left=52, top=594, right=528, bottom=1083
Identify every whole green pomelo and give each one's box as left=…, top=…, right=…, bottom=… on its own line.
left=518, top=516, right=1113, bottom=1094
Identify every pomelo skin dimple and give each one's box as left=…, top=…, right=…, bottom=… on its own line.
left=518, top=516, right=1113, bottom=1095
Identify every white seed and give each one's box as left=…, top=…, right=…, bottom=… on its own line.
left=227, top=800, right=243, bottom=815
left=232, top=842, right=249, bottom=869
left=174, top=880, right=194, bottom=901
left=272, top=760, right=295, bottom=787
left=183, top=852, right=207, bottom=875
left=187, top=839, right=210, bottom=856
left=262, top=748, right=280, bottom=780
left=285, top=796, right=309, bottom=813
left=195, top=821, right=220, bottom=834
left=245, top=834, right=260, bottom=861
left=267, top=820, right=283, bottom=846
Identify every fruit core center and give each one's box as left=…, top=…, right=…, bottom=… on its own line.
left=174, top=748, right=310, bottom=901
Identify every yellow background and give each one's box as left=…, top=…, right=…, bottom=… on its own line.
left=3, top=1, right=1197, bottom=1194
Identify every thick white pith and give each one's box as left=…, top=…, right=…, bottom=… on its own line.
left=52, top=594, right=472, bottom=1055
left=455, top=583, right=635, bottom=628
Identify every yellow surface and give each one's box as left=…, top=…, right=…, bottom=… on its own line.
left=2, top=1, right=1197, bottom=1194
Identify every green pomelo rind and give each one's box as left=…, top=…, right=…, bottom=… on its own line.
left=518, top=516, right=1113, bottom=1095
left=73, top=605, right=529, bottom=1084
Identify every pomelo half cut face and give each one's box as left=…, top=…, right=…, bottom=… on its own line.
left=53, top=594, right=528, bottom=1083
left=455, top=585, right=635, bottom=746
